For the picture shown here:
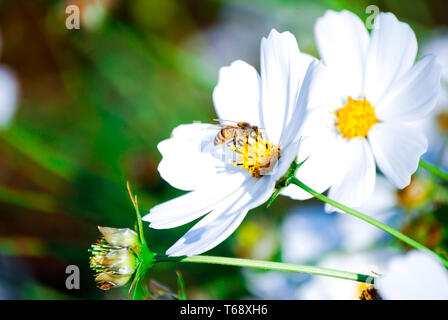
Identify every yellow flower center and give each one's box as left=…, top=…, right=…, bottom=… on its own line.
left=335, top=97, right=378, bottom=139
left=357, top=283, right=381, bottom=300
left=226, top=129, right=280, bottom=178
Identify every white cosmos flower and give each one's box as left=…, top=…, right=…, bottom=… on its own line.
left=144, top=29, right=319, bottom=256
left=377, top=250, right=448, bottom=300
left=282, top=10, right=442, bottom=211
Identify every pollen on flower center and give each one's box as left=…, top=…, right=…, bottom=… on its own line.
left=335, top=97, right=378, bottom=139
left=224, top=128, right=280, bottom=178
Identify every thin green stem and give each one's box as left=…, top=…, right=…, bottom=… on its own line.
left=419, top=159, right=448, bottom=182
left=128, top=245, right=155, bottom=300
left=135, top=203, right=145, bottom=246
left=155, top=255, right=374, bottom=283
left=291, top=177, right=448, bottom=268
left=176, top=271, right=187, bottom=300
left=127, top=182, right=146, bottom=246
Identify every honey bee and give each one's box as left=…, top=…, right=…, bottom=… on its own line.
left=213, top=119, right=281, bottom=178
left=213, top=120, right=259, bottom=146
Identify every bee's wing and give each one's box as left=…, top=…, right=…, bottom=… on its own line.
left=213, top=119, right=240, bottom=127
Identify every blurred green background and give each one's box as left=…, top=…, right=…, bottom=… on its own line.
left=0, top=0, right=447, bottom=299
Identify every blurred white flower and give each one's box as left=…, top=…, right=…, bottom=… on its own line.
left=0, top=34, right=18, bottom=128
left=377, top=250, right=448, bottom=300
left=418, top=32, right=448, bottom=169
left=337, top=175, right=398, bottom=251
left=423, top=31, right=448, bottom=82
left=244, top=270, right=307, bottom=300
left=283, top=176, right=397, bottom=263
left=282, top=10, right=441, bottom=212
left=245, top=177, right=399, bottom=300
left=281, top=204, right=342, bottom=263
left=233, top=218, right=277, bottom=260
left=144, top=29, right=321, bottom=256
left=297, top=249, right=397, bottom=300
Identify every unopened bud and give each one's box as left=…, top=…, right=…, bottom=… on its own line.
left=89, top=227, right=140, bottom=290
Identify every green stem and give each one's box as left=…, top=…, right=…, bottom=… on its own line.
left=291, top=177, right=448, bottom=268
left=155, top=255, right=373, bottom=283
left=419, top=159, right=448, bottom=182
left=176, top=271, right=187, bottom=300
left=135, top=203, right=145, bottom=246
left=129, top=245, right=155, bottom=300
left=127, top=182, right=146, bottom=247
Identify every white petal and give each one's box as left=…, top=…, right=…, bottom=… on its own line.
left=364, top=12, right=418, bottom=105
left=166, top=176, right=275, bottom=256
left=157, top=123, right=238, bottom=191
left=299, top=61, right=343, bottom=112
left=314, top=10, right=369, bottom=97
left=280, top=184, right=311, bottom=201
left=368, top=122, right=427, bottom=189
left=212, top=60, right=261, bottom=126
left=0, top=67, right=18, bottom=127
left=278, top=59, right=321, bottom=148
left=143, top=174, right=247, bottom=229
left=260, top=29, right=311, bottom=144
left=283, top=110, right=346, bottom=201
left=272, top=62, right=329, bottom=184
left=378, top=251, right=448, bottom=300
left=273, top=137, right=302, bottom=183
left=325, top=138, right=376, bottom=211
left=282, top=136, right=345, bottom=201
left=375, top=55, right=441, bottom=121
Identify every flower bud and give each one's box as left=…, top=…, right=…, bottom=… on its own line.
left=89, top=227, right=140, bottom=290
left=98, top=226, right=140, bottom=251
